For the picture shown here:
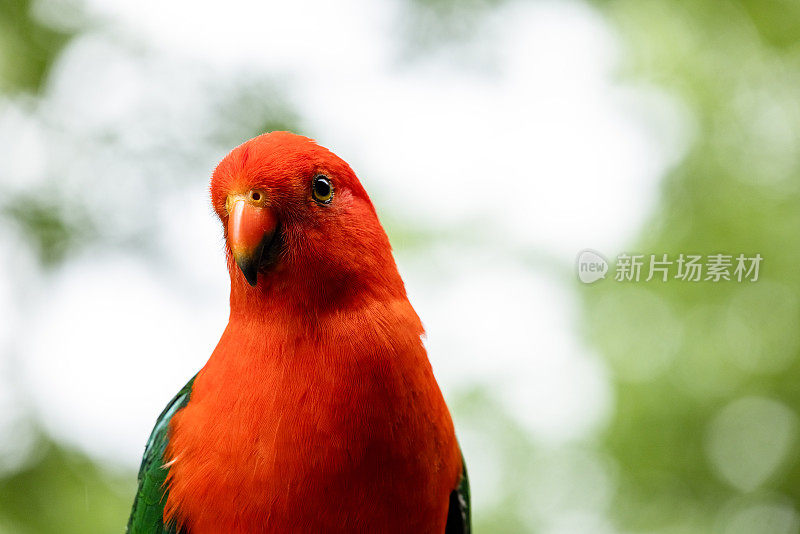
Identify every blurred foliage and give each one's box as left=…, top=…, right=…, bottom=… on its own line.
left=452, top=386, right=543, bottom=533
left=209, top=79, right=303, bottom=150
left=0, top=0, right=76, bottom=93
left=2, top=193, right=95, bottom=268
left=0, top=1, right=134, bottom=531
left=0, top=438, right=132, bottom=534
left=398, top=0, right=508, bottom=60
left=583, top=0, right=800, bottom=532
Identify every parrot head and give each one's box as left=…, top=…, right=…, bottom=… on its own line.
left=210, top=132, right=404, bottom=308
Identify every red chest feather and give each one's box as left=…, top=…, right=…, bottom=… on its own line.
left=164, top=306, right=461, bottom=534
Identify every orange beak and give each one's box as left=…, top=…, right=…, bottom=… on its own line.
left=228, top=198, right=278, bottom=286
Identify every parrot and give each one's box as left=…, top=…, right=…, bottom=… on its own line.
left=127, top=132, right=470, bottom=533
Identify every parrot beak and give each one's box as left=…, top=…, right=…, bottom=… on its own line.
left=227, top=197, right=278, bottom=287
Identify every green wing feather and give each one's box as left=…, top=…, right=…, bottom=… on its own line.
left=445, top=449, right=471, bottom=534
left=127, top=376, right=196, bottom=534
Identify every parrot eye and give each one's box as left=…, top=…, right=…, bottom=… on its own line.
left=246, top=189, right=268, bottom=207
left=312, top=175, right=333, bottom=204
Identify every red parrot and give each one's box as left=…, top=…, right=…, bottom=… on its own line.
left=127, top=132, right=470, bottom=533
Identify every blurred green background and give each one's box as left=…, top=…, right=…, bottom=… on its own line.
left=1, top=0, right=798, bottom=532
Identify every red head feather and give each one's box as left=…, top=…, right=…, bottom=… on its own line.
left=209, top=132, right=407, bottom=316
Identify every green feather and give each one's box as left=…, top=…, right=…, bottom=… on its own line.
left=127, top=376, right=196, bottom=534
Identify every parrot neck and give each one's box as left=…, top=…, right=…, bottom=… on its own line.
left=225, top=253, right=408, bottom=322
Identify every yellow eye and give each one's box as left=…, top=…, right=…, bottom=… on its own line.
left=312, top=175, right=333, bottom=204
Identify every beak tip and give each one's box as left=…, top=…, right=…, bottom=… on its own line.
left=234, top=254, right=260, bottom=287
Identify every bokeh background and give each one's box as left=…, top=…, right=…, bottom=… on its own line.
left=0, top=0, right=798, bottom=532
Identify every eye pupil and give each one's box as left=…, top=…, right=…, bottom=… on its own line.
left=313, top=176, right=333, bottom=203
left=251, top=191, right=261, bottom=201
